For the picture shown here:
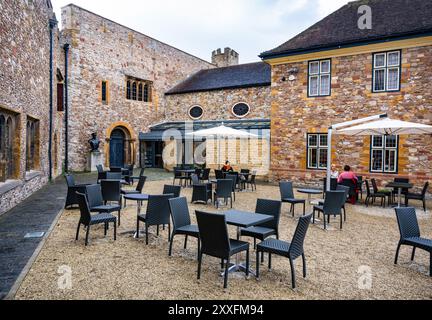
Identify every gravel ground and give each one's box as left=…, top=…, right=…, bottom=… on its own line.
left=14, top=180, right=432, bottom=300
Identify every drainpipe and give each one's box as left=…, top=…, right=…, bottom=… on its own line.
left=48, top=18, right=57, bottom=181
left=63, top=43, right=70, bottom=173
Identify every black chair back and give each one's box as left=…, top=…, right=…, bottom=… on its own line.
left=191, top=174, right=200, bottom=185
left=323, top=191, right=345, bottom=215
left=173, top=167, right=183, bottom=178
left=288, top=214, right=312, bottom=259
left=421, top=182, right=429, bottom=197
left=169, top=197, right=191, bottom=231
left=279, top=181, right=295, bottom=199
left=85, top=184, right=104, bottom=208
left=96, top=165, right=104, bottom=173
left=201, top=168, right=210, bottom=181
left=136, top=176, right=147, bottom=193
left=340, top=179, right=357, bottom=198
left=76, top=192, right=92, bottom=226
left=365, top=180, right=372, bottom=197
left=336, top=185, right=350, bottom=204
left=255, top=199, right=281, bottom=230
left=216, top=179, right=233, bottom=198
left=146, top=194, right=174, bottom=226
left=101, top=180, right=121, bottom=203
left=163, top=185, right=181, bottom=198
left=65, top=174, right=75, bottom=187
left=323, top=178, right=338, bottom=191
left=371, top=179, right=380, bottom=194
left=215, top=170, right=224, bottom=180
left=196, top=211, right=230, bottom=258
left=225, top=174, right=237, bottom=191
left=395, top=207, right=420, bottom=240
left=241, top=169, right=250, bottom=174
left=195, top=168, right=202, bottom=176
left=107, top=172, right=122, bottom=180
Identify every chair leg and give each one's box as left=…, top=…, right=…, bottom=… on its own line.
left=268, top=253, right=272, bottom=270
left=184, top=235, right=188, bottom=249
left=253, top=238, right=256, bottom=250
left=85, top=225, right=90, bottom=246
left=75, top=223, right=81, bottom=241
left=221, top=259, right=225, bottom=270
left=411, top=247, right=416, bottom=261
left=224, top=258, right=230, bottom=289
left=302, top=254, right=307, bottom=278
left=324, top=215, right=327, bottom=230
left=394, top=243, right=402, bottom=265
left=169, top=233, right=175, bottom=256
left=340, top=215, right=343, bottom=230
left=289, top=258, right=296, bottom=289
left=197, top=239, right=201, bottom=261
left=118, top=210, right=121, bottom=226
left=168, top=224, right=171, bottom=242
left=113, top=221, right=117, bottom=241
left=256, top=250, right=260, bottom=279
left=104, top=223, right=107, bottom=236
left=343, top=207, right=346, bottom=222
left=197, top=252, right=203, bottom=280
left=157, top=225, right=160, bottom=236
left=312, top=209, right=316, bottom=224
left=146, top=225, right=149, bottom=245
left=245, top=249, right=250, bottom=278
left=136, top=219, right=140, bottom=238
left=303, top=202, right=306, bottom=216
left=423, top=199, right=427, bottom=212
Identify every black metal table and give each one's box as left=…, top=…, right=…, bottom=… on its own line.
left=298, top=188, right=322, bottom=205
left=177, top=169, right=196, bottom=187
left=123, top=194, right=149, bottom=238
left=385, top=182, right=414, bottom=208
left=222, top=209, right=273, bottom=275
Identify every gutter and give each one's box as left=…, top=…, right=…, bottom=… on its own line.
left=48, top=18, right=57, bottom=181
left=63, top=44, right=70, bottom=173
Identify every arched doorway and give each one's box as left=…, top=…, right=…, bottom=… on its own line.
left=110, top=129, right=126, bottom=168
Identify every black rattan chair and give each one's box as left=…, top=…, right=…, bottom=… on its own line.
left=121, top=176, right=147, bottom=207
left=86, top=184, right=122, bottom=226
left=213, top=179, right=233, bottom=209
left=64, top=174, right=90, bottom=209
left=173, top=167, right=188, bottom=186
left=168, top=197, right=200, bottom=257
left=256, top=214, right=312, bottom=289
left=101, top=180, right=122, bottom=205
left=75, top=192, right=117, bottom=246
left=196, top=210, right=250, bottom=289
left=215, top=169, right=224, bottom=180
left=394, top=207, right=431, bottom=277
left=364, top=180, right=387, bottom=208
left=313, top=191, right=345, bottom=230
left=240, top=199, right=282, bottom=249
left=200, top=168, right=211, bottom=183
left=371, top=178, right=391, bottom=207
left=245, top=172, right=257, bottom=191
left=136, top=194, right=174, bottom=245
left=96, top=165, right=107, bottom=183
left=191, top=174, right=212, bottom=204
left=163, top=184, right=181, bottom=198
left=323, top=178, right=338, bottom=197
left=225, top=174, right=238, bottom=201
left=405, top=182, right=429, bottom=212
left=279, top=182, right=305, bottom=217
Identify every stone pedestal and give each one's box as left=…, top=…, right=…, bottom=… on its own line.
left=87, top=151, right=103, bottom=172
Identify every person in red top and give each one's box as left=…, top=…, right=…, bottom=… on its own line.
left=338, top=165, right=358, bottom=204
left=222, top=161, right=234, bottom=173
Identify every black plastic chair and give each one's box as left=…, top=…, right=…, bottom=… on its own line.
left=86, top=184, right=122, bottom=226
left=405, top=182, right=429, bottom=212
left=337, top=185, right=350, bottom=222
left=131, top=168, right=145, bottom=184
left=136, top=194, right=174, bottom=245
left=313, top=191, right=345, bottom=230
left=200, top=168, right=211, bottom=183
left=123, top=164, right=134, bottom=185
left=173, top=167, right=188, bottom=186
left=279, top=182, right=305, bottom=217
left=168, top=197, right=200, bottom=257
left=323, top=178, right=338, bottom=196
left=215, top=169, right=224, bottom=180
left=196, top=210, right=250, bottom=289
left=191, top=174, right=212, bottom=204
left=394, top=207, right=432, bottom=277
left=245, top=172, right=257, bottom=191
left=225, top=174, right=238, bottom=201
left=96, top=165, right=107, bottom=183
left=240, top=199, right=282, bottom=249
left=256, top=214, right=312, bottom=289
left=75, top=192, right=117, bottom=246
left=64, top=174, right=90, bottom=209
left=101, top=180, right=122, bottom=205
left=357, top=176, right=364, bottom=200
left=163, top=184, right=181, bottom=198
left=364, top=180, right=386, bottom=208
left=371, top=178, right=391, bottom=207
left=340, top=179, right=359, bottom=204
left=213, top=179, right=233, bottom=209
left=121, top=176, right=147, bottom=207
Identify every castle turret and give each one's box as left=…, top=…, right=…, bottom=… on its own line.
left=211, top=47, right=239, bottom=67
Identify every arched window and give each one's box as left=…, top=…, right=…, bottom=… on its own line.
left=25, top=118, right=39, bottom=172
left=143, top=84, right=149, bottom=102
left=0, top=111, right=19, bottom=182
left=126, top=80, right=131, bottom=100
left=132, top=82, right=137, bottom=100
left=138, top=83, right=143, bottom=101
left=5, top=117, right=14, bottom=180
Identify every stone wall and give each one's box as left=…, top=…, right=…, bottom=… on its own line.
left=61, top=4, right=214, bottom=171
left=270, top=45, right=432, bottom=192
left=0, top=0, right=64, bottom=215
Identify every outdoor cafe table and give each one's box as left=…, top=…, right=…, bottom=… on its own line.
left=297, top=189, right=323, bottom=206
left=178, top=169, right=196, bottom=187
left=385, top=182, right=414, bottom=208
left=221, top=209, right=273, bottom=275
left=123, top=193, right=149, bottom=238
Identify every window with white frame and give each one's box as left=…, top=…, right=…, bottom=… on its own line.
left=307, top=134, right=328, bottom=170
left=370, top=135, right=399, bottom=173
left=308, top=60, right=331, bottom=97
left=373, top=51, right=401, bottom=92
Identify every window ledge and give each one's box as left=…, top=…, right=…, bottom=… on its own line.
left=0, top=180, right=23, bottom=196
left=25, top=171, right=43, bottom=182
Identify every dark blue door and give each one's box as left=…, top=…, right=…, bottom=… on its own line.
left=110, top=129, right=125, bottom=168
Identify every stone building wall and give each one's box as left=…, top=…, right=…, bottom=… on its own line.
left=270, top=45, right=432, bottom=191
left=0, top=0, right=64, bottom=215
left=61, top=4, right=214, bottom=171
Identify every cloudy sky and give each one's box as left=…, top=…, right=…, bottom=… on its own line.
left=53, top=0, right=349, bottom=63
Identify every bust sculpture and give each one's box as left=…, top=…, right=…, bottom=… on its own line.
left=88, top=133, right=100, bottom=152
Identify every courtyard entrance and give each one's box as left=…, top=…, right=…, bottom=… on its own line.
left=110, top=129, right=125, bottom=167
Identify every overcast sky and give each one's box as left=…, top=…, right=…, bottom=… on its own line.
left=53, top=0, right=349, bottom=63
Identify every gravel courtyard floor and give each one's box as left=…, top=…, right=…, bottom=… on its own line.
left=14, top=179, right=432, bottom=300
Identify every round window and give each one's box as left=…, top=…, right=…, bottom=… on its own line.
left=232, top=103, right=250, bottom=118
left=188, top=105, right=204, bottom=119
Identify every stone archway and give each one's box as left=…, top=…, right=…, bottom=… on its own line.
left=105, top=122, right=136, bottom=168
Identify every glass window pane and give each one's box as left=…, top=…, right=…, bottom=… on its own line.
left=308, top=135, right=318, bottom=147
left=309, top=61, right=320, bottom=75
left=387, top=68, right=400, bottom=90
left=318, top=148, right=328, bottom=169
left=385, top=135, right=397, bottom=148
left=385, top=150, right=397, bottom=172
left=372, top=136, right=383, bottom=148
left=374, top=53, right=386, bottom=68
left=319, top=134, right=328, bottom=147
left=309, top=76, right=319, bottom=96
left=320, top=60, right=330, bottom=73
left=308, top=148, right=317, bottom=168
left=374, top=69, right=385, bottom=91
left=320, top=75, right=330, bottom=95
left=387, top=51, right=400, bottom=66
left=372, top=150, right=383, bottom=171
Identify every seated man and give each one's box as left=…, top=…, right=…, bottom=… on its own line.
left=221, top=161, right=234, bottom=173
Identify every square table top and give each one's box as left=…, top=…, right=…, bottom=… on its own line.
left=221, top=210, right=273, bottom=228
left=385, top=182, right=414, bottom=189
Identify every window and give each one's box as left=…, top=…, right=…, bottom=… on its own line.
left=307, top=133, right=328, bottom=170
left=138, top=83, right=143, bottom=101
left=370, top=135, right=399, bottom=173
left=232, top=103, right=250, bottom=118
left=0, top=110, right=18, bottom=182
left=132, top=82, right=137, bottom=100
left=126, top=77, right=152, bottom=102
left=143, top=84, right=150, bottom=102
left=126, top=80, right=131, bottom=100
left=101, top=81, right=108, bottom=104
left=26, top=118, right=39, bottom=172
left=308, top=59, right=331, bottom=97
left=57, top=83, right=64, bottom=111
left=373, top=51, right=401, bottom=92
left=188, top=105, right=204, bottom=120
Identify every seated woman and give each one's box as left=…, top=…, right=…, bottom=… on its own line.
left=338, top=165, right=359, bottom=204
left=221, top=161, right=234, bottom=173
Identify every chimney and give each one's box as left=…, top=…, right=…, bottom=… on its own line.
left=211, top=47, right=239, bottom=67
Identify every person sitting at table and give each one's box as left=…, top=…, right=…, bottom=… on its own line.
left=338, top=165, right=359, bottom=204
left=330, top=164, right=340, bottom=179
left=222, top=161, right=234, bottom=173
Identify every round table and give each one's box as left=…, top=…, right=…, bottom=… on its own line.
left=385, top=182, right=414, bottom=208
left=297, top=189, right=323, bottom=206
left=123, top=194, right=149, bottom=238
